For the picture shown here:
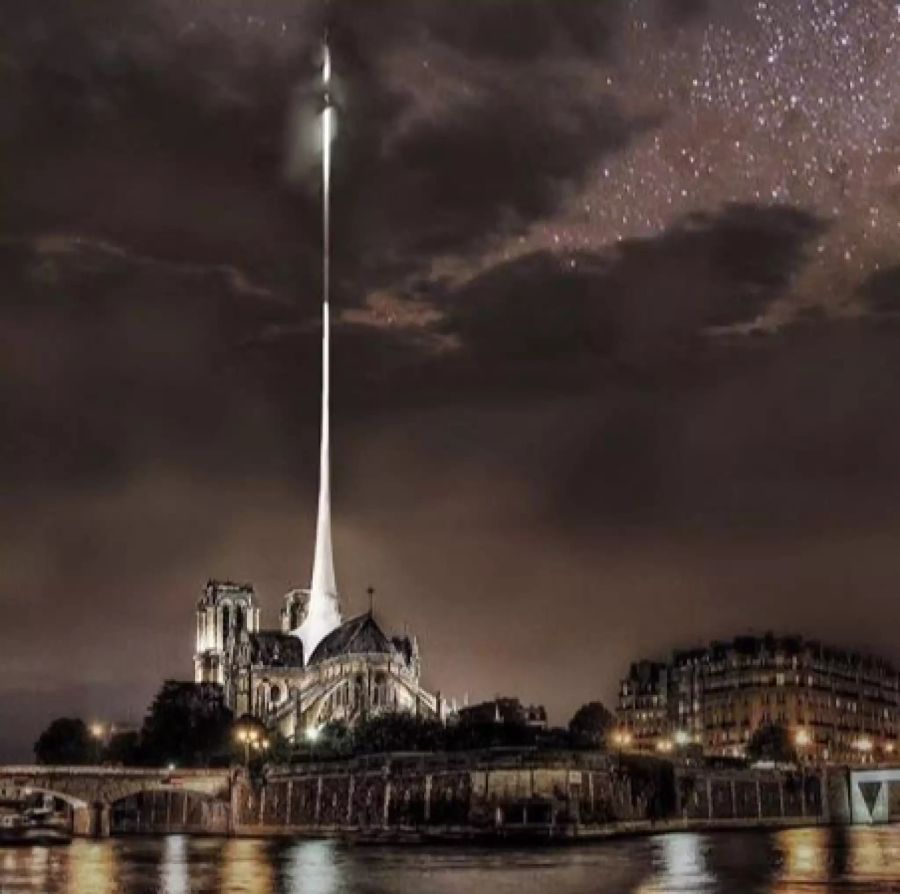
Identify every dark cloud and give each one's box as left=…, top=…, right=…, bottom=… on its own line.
left=0, top=0, right=649, bottom=308
left=0, top=237, right=307, bottom=495
left=657, top=0, right=711, bottom=27
left=361, top=91, right=641, bottom=262
left=859, top=264, right=900, bottom=315
left=1, top=1, right=318, bottom=274
left=325, top=0, right=625, bottom=62
left=427, top=203, right=824, bottom=393
left=321, top=6, right=651, bottom=290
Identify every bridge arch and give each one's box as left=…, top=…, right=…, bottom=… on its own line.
left=11, top=785, right=89, bottom=809
left=0, top=766, right=233, bottom=836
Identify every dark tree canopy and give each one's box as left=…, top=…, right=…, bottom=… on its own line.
left=34, top=718, right=99, bottom=765
left=293, top=713, right=545, bottom=762
left=746, top=723, right=798, bottom=765
left=103, top=730, right=142, bottom=766
left=568, top=701, right=615, bottom=748
left=351, top=714, right=446, bottom=755
left=139, top=681, right=233, bottom=768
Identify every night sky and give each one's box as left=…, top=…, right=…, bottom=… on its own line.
left=2, top=0, right=900, bottom=761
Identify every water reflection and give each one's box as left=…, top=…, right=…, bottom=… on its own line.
left=846, top=826, right=900, bottom=884
left=220, top=839, right=276, bottom=894
left=0, top=827, right=899, bottom=894
left=66, top=840, right=120, bottom=894
left=280, top=841, right=341, bottom=894
left=775, top=827, right=828, bottom=889
left=160, top=835, right=189, bottom=894
left=769, top=825, right=900, bottom=892
left=636, top=833, right=715, bottom=893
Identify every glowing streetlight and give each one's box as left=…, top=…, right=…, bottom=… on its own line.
left=795, top=728, right=811, bottom=748
left=674, top=730, right=691, bottom=747
left=234, top=717, right=266, bottom=766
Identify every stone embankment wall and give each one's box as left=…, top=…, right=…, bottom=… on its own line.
left=111, top=790, right=230, bottom=836
left=674, top=767, right=825, bottom=823
left=231, top=752, right=828, bottom=840
left=4, top=755, right=836, bottom=838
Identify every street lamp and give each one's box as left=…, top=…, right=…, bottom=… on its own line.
left=234, top=716, right=267, bottom=767
left=794, top=728, right=811, bottom=765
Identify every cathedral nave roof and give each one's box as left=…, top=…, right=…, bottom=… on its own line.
left=308, top=613, right=400, bottom=665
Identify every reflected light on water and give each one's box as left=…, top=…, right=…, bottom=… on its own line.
left=845, top=826, right=900, bottom=884
left=636, top=832, right=714, bottom=893
left=220, top=838, right=275, bottom=894
left=66, top=840, right=119, bottom=894
left=1, top=844, right=67, bottom=893
left=282, top=841, right=341, bottom=894
left=160, top=835, right=189, bottom=894
left=773, top=825, right=900, bottom=892
left=2, top=827, right=900, bottom=894
left=776, top=827, right=826, bottom=886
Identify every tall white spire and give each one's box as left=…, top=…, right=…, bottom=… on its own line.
left=297, top=36, right=342, bottom=660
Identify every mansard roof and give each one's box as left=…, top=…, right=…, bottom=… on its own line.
left=308, top=612, right=398, bottom=665
left=249, top=631, right=304, bottom=668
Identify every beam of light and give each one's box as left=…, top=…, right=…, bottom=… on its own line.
left=298, top=35, right=341, bottom=660
left=322, top=42, right=331, bottom=88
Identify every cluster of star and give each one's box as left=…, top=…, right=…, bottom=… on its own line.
left=498, top=0, right=900, bottom=319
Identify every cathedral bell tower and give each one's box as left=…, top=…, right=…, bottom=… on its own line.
left=193, top=580, right=259, bottom=685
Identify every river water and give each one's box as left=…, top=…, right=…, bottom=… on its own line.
left=1, top=827, right=899, bottom=893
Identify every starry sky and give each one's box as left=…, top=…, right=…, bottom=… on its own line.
left=1, top=0, right=900, bottom=760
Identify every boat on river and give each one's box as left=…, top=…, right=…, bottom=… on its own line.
left=0, top=794, right=72, bottom=845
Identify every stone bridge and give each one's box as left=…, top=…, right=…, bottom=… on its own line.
left=0, top=766, right=233, bottom=836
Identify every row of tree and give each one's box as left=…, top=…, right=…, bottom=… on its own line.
left=34, top=682, right=234, bottom=767
left=34, top=690, right=615, bottom=767
left=33, top=683, right=799, bottom=768
left=293, top=703, right=613, bottom=762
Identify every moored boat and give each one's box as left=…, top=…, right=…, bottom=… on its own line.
left=0, top=795, right=72, bottom=845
